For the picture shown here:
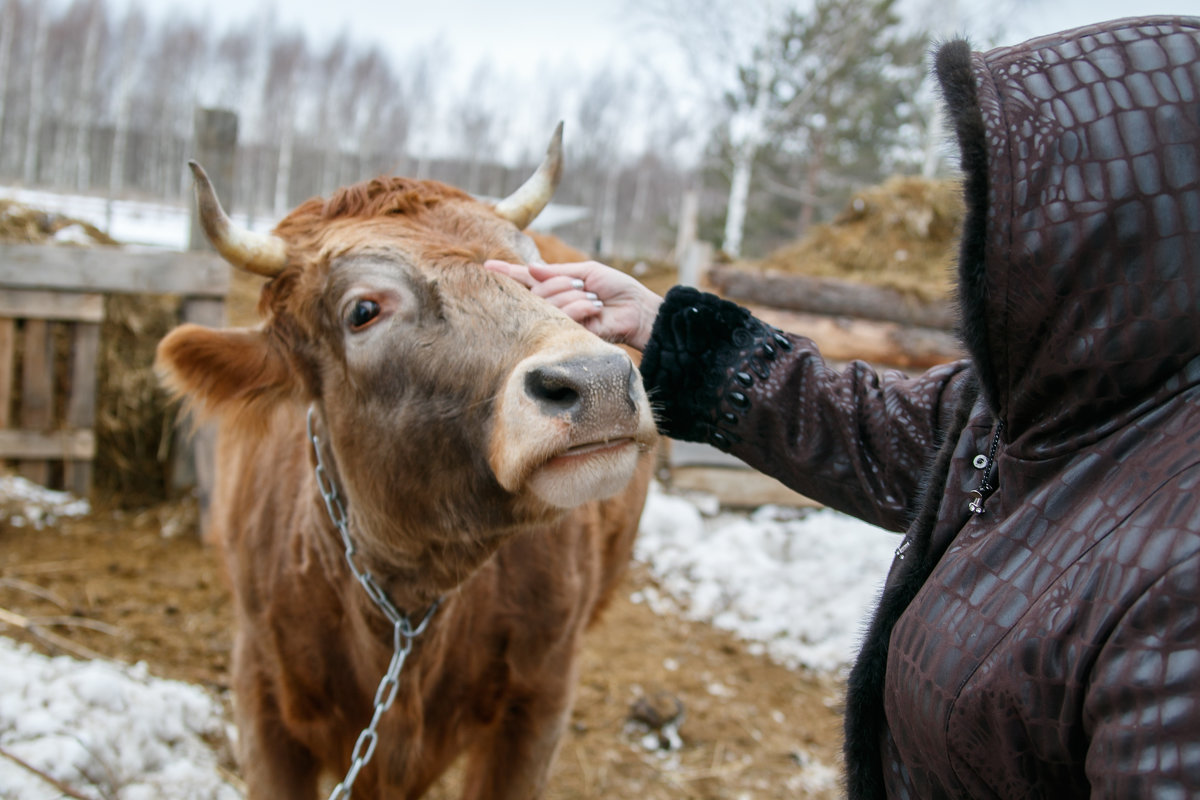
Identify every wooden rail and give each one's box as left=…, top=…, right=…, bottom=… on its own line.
left=0, top=243, right=229, bottom=498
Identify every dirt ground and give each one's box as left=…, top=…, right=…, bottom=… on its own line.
left=0, top=500, right=848, bottom=799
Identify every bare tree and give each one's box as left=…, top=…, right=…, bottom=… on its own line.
left=69, top=0, right=106, bottom=190
left=629, top=0, right=787, bottom=257
left=0, top=0, right=696, bottom=262
left=22, top=0, right=48, bottom=185
left=0, top=0, right=16, bottom=165
left=345, top=46, right=407, bottom=182
left=263, top=31, right=307, bottom=215
left=453, top=60, right=507, bottom=194
left=106, top=5, right=145, bottom=228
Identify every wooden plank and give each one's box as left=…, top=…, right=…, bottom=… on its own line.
left=64, top=321, right=102, bottom=497
left=0, top=318, right=13, bottom=429
left=709, top=266, right=957, bottom=331
left=668, top=439, right=750, bottom=469
left=669, top=466, right=820, bottom=510
left=0, top=244, right=230, bottom=297
left=748, top=306, right=964, bottom=370
left=0, top=289, right=104, bottom=322
left=18, top=319, right=54, bottom=485
left=0, top=429, right=96, bottom=460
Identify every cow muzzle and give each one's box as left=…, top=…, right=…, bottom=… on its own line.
left=490, top=342, right=656, bottom=509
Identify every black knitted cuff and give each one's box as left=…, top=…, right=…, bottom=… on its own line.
left=640, top=286, right=793, bottom=449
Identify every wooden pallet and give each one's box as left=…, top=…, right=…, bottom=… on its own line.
left=0, top=243, right=229, bottom=501
left=0, top=288, right=102, bottom=495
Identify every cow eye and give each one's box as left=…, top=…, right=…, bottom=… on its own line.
left=349, top=299, right=381, bottom=330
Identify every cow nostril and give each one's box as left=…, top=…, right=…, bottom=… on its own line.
left=526, top=367, right=582, bottom=411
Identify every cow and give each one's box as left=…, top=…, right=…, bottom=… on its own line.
left=156, top=124, right=658, bottom=800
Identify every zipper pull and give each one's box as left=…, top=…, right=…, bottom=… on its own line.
left=967, top=420, right=1004, bottom=516
left=894, top=537, right=912, bottom=560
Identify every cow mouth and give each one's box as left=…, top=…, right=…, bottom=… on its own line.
left=527, top=436, right=644, bottom=508
left=548, top=437, right=637, bottom=463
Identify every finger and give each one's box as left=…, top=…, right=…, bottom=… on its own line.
left=532, top=275, right=588, bottom=299
left=528, top=261, right=596, bottom=284
left=560, top=297, right=605, bottom=321
left=483, top=259, right=535, bottom=289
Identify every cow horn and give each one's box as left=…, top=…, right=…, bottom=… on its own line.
left=494, top=122, right=564, bottom=230
left=188, top=161, right=287, bottom=277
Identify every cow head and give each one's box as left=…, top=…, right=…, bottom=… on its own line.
left=157, top=125, right=657, bottom=588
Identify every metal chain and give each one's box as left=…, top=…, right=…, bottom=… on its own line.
left=307, top=406, right=440, bottom=800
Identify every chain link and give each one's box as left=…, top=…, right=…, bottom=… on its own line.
left=307, top=406, right=440, bottom=800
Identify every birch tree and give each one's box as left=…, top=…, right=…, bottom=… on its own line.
left=633, top=0, right=785, bottom=257
left=22, top=1, right=48, bottom=185
left=0, top=0, right=15, bottom=166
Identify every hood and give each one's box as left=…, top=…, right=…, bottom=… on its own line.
left=935, top=16, right=1200, bottom=459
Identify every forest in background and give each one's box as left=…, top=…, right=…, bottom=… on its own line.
left=0, top=0, right=974, bottom=259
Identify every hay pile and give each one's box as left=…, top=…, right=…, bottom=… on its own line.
left=0, top=201, right=179, bottom=507
left=94, top=293, right=181, bottom=507
left=0, top=199, right=118, bottom=246
left=752, top=175, right=964, bottom=302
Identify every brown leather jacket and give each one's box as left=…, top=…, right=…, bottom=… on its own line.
left=641, top=16, right=1200, bottom=799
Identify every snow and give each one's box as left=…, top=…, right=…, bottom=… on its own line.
left=0, top=641, right=239, bottom=800
left=635, top=484, right=897, bottom=674
left=0, top=185, right=270, bottom=250
left=0, top=475, right=91, bottom=529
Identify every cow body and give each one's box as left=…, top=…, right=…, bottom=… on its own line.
left=158, top=130, right=657, bottom=799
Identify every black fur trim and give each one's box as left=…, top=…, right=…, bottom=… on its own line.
left=842, top=372, right=981, bottom=799
left=935, top=39, right=999, bottom=415
left=639, top=287, right=754, bottom=441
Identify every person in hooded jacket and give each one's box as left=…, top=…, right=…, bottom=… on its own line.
left=487, top=15, right=1200, bottom=799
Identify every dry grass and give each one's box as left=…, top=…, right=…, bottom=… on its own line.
left=0, top=199, right=118, bottom=247
left=750, top=175, right=964, bottom=303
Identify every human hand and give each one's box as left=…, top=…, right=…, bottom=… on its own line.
left=484, top=259, right=663, bottom=350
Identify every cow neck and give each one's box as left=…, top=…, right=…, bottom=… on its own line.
left=305, top=405, right=443, bottom=625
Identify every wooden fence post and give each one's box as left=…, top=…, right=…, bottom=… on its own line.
left=173, top=107, right=237, bottom=530
left=18, top=318, right=53, bottom=486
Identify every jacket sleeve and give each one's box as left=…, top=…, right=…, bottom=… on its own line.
left=640, top=286, right=972, bottom=531
left=1084, top=548, right=1200, bottom=796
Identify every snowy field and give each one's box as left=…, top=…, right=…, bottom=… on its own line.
left=0, top=184, right=587, bottom=250
left=0, top=185, right=271, bottom=251
left=636, top=483, right=897, bottom=674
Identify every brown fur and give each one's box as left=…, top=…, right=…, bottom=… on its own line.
left=157, top=175, right=656, bottom=799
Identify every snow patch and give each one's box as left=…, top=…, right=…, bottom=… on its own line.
left=635, top=483, right=897, bottom=673
left=0, top=640, right=238, bottom=800
left=0, top=475, right=91, bottom=529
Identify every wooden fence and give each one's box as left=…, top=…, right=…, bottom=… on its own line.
left=0, top=243, right=228, bottom=498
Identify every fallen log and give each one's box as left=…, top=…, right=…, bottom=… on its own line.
left=749, top=306, right=965, bottom=370
left=709, top=266, right=958, bottom=331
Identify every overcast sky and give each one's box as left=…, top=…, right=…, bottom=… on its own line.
left=110, top=0, right=1200, bottom=84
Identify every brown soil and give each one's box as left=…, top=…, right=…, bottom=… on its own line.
left=0, top=503, right=847, bottom=799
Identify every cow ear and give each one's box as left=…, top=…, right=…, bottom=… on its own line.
left=156, top=324, right=297, bottom=421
